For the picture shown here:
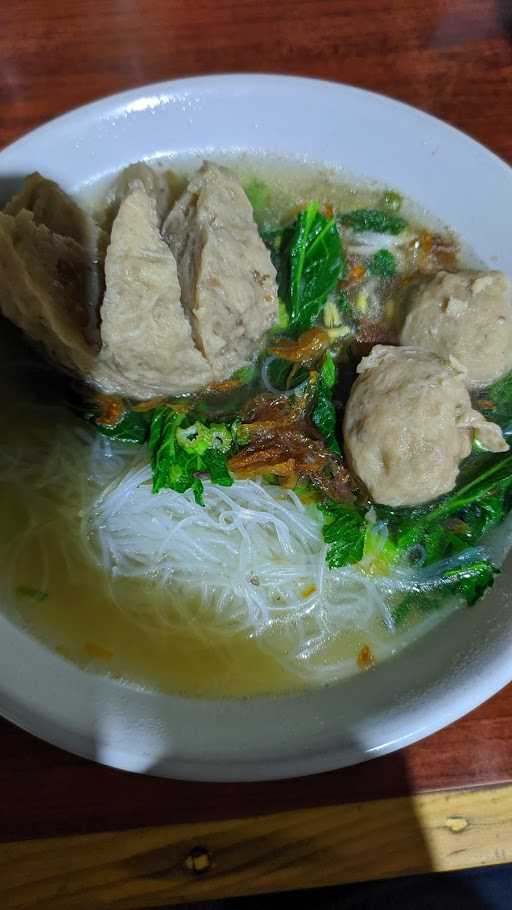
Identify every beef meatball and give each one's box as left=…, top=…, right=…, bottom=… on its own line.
left=400, top=270, right=512, bottom=388
left=343, top=345, right=507, bottom=507
left=0, top=163, right=278, bottom=400
left=97, top=177, right=213, bottom=398
left=163, top=161, right=278, bottom=380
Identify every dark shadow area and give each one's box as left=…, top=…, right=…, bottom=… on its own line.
left=124, top=747, right=434, bottom=896
left=170, top=863, right=512, bottom=910
left=0, top=174, right=24, bottom=208
left=496, top=0, right=512, bottom=43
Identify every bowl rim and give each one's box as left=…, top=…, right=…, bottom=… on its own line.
left=1, top=72, right=512, bottom=781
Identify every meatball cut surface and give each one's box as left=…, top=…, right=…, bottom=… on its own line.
left=343, top=346, right=508, bottom=507
left=400, top=270, right=512, bottom=388
left=163, top=161, right=278, bottom=381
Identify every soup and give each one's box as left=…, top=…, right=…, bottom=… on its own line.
left=1, top=156, right=511, bottom=698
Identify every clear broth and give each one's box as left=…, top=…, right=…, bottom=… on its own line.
left=0, top=156, right=471, bottom=697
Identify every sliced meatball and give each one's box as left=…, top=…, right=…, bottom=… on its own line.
left=163, top=161, right=278, bottom=379
left=4, top=172, right=107, bottom=290
left=95, top=179, right=212, bottom=398
left=0, top=172, right=213, bottom=399
left=109, top=162, right=170, bottom=223
left=1, top=172, right=106, bottom=351
left=343, top=346, right=507, bottom=507
left=0, top=208, right=103, bottom=364
left=400, top=269, right=512, bottom=388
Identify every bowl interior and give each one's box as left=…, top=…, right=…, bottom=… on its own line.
left=1, top=74, right=511, bottom=780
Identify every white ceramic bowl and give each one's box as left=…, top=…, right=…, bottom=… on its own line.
left=1, top=74, right=512, bottom=781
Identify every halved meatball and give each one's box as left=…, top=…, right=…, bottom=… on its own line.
left=0, top=208, right=103, bottom=366
left=4, top=170, right=106, bottom=258
left=0, top=164, right=279, bottom=400
left=163, top=161, right=278, bottom=380
left=95, top=177, right=212, bottom=398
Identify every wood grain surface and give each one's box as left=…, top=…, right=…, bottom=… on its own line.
left=3, top=785, right=512, bottom=910
left=1, top=0, right=512, bottom=160
left=1, top=0, right=512, bottom=897
left=2, top=682, right=512, bottom=844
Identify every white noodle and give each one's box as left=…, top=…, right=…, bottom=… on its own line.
left=87, top=467, right=397, bottom=653
left=0, top=402, right=463, bottom=686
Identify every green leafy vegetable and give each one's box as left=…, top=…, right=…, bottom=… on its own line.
left=202, top=449, right=233, bottom=486
left=283, top=202, right=345, bottom=332
left=16, top=586, right=48, bottom=603
left=276, top=299, right=290, bottom=330
left=444, top=560, right=498, bottom=605
left=318, top=452, right=512, bottom=620
left=337, top=289, right=353, bottom=320
left=245, top=179, right=271, bottom=221
left=312, top=352, right=340, bottom=453
left=379, top=453, right=512, bottom=621
left=265, top=357, right=294, bottom=389
left=260, top=227, right=284, bottom=272
left=386, top=453, right=512, bottom=558
left=94, top=409, right=152, bottom=445
left=361, top=522, right=399, bottom=569
left=479, top=371, right=512, bottom=435
left=392, top=560, right=498, bottom=625
left=320, top=500, right=367, bottom=567
left=149, top=407, right=188, bottom=493
left=338, top=208, right=407, bottom=235
left=230, top=365, right=258, bottom=385
left=148, top=406, right=235, bottom=504
left=265, top=357, right=309, bottom=392
left=369, top=249, right=396, bottom=278
left=382, top=190, right=402, bottom=211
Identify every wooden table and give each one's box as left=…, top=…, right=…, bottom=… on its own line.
left=1, top=1, right=512, bottom=906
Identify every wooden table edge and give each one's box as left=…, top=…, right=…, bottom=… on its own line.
left=2, top=782, right=511, bottom=909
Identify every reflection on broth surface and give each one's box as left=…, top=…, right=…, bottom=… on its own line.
left=0, top=156, right=507, bottom=698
